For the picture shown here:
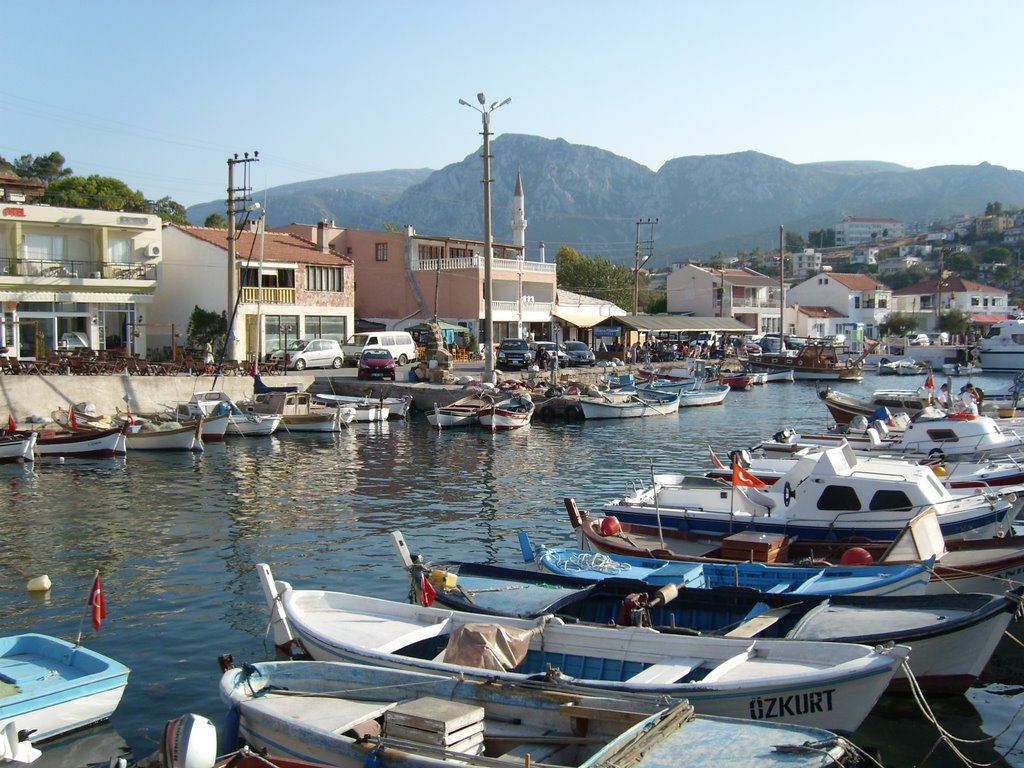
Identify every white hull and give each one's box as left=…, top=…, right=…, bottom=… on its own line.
left=227, top=414, right=281, bottom=436
left=36, top=427, right=126, bottom=458
left=198, top=413, right=230, bottom=442
left=0, top=433, right=36, bottom=463
left=580, top=395, right=681, bottom=419
left=1, top=686, right=127, bottom=744
left=314, top=394, right=409, bottom=420
left=478, top=411, right=532, bottom=430
left=125, top=423, right=201, bottom=451
left=677, top=388, right=729, bottom=407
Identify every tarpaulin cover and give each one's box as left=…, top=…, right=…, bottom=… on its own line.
left=442, top=623, right=536, bottom=672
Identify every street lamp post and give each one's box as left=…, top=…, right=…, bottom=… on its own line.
left=460, top=92, right=511, bottom=383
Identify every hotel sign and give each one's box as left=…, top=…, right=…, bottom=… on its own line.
left=2, top=207, right=26, bottom=217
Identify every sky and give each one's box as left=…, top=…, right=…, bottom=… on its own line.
left=4, top=1, right=1022, bottom=210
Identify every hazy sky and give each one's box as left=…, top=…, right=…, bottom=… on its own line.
left=4, top=1, right=1021, bottom=209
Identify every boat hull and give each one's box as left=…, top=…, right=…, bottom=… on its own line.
left=0, top=433, right=36, bottom=463
left=125, top=423, right=200, bottom=452
left=33, top=426, right=126, bottom=458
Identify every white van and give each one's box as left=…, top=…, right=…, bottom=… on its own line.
left=343, top=331, right=418, bottom=366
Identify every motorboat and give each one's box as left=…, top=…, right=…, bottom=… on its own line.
left=176, top=391, right=281, bottom=437
left=257, top=564, right=906, bottom=735
left=313, top=392, right=412, bottom=420
left=977, top=315, right=1024, bottom=372
left=248, top=391, right=355, bottom=432
left=818, top=385, right=936, bottom=425
left=878, top=359, right=930, bottom=376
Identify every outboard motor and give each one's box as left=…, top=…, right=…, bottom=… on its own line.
left=161, top=713, right=218, bottom=768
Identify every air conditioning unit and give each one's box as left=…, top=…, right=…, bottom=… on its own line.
left=145, top=243, right=162, bottom=258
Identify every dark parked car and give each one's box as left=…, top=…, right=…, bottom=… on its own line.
left=532, top=341, right=570, bottom=368
left=563, top=341, right=596, bottom=366
left=357, top=348, right=397, bottom=380
left=496, top=338, right=533, bottom=369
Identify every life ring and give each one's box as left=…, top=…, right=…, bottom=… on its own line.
left=783, top=481, right=795, bottom=507
left=879, top=358, right=890, bottom=366
left=928, top=448, right=945, bottom=461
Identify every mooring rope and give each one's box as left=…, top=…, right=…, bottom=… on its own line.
left=551, top=551, right=631, bottom=575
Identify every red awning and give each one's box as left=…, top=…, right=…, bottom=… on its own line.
left=970, top=313, right=1011, bottom=323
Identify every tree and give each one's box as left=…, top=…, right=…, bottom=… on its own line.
left=204, top=213, right=228, bottom=228
left=985, top=202, right=1004, bottom=215
left=784, top=231, right=805, bottom=252
left=645, top=293, right=667, bottom=313
left=185, top=306, right=227, bottom=351
left=147, top=196, right=189, bottom=226
left=980, top=246, right=1012, bottom=265
left=938, top=308, right=970, bottom=338
left=944, top=251, right=978, bottom=277
left=555, top=245, right=635, bottom=310
left=878, top=311, right=920, bottom=338
left=41, top=175, right=148, bottom=211
left=884, top=265, right=929, bottom=290
left=808, top=228, right=835, bottom=248
left=1, top=151, right=73, bottom=181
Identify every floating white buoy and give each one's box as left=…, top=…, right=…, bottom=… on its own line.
left=27, top=575, right=51, bottom=592
left=58, top=457, right=65, bottom=464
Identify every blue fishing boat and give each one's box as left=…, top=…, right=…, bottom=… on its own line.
left=0, top=633, right=130, bottom=743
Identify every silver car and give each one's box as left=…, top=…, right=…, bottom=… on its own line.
left=563, top=341, right=596, bottom=367
left=270, top=338, right=344, bottom=370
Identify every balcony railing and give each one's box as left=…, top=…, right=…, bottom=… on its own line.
left=0, top=257, right=156, bottom=280
left=241, top=287, right=296, bottom=304
left=414, top=256, right=557, bottom=274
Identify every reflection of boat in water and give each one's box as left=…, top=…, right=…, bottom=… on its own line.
left=34, top=723, right=130, bottom=768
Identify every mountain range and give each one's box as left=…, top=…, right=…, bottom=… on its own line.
left=185, top=134, right=1024, bottom=268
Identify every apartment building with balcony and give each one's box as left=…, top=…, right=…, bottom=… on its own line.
left=0, top=202, right=162, bottom=358
left=154, top=223, right=354, bottom=359
left=834, top=216, right=906, bottom=246
left=786, top=272, right=892, bottom=339
left=891, top=277, right=1010, bottom=331
left=666, top=264, right=782, bottom=335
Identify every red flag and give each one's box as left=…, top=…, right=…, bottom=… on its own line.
left=6, top=415, right=15, bottom=431
left=88, top=573, right=107, bottom=631
left=708, top=446, right=726, bottom=470
left=732, top=462, right=767, bottom=489
left=69, top=408, right=78, bottom=429
left=126, top=406, right=135, bottom=426
left=418, top=572, right=436, bottom=607
left=924, top=371, right=935, bottom=390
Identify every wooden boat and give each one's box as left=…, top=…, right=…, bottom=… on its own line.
left=427, top=393, right=492, bottom=429
left=124, top=419, right=203, bottom=452
left=568, top=503, right=1024, bottom=596
left=402, top=556, right=1020, bottom=696
left=313, top=393, right=412, bottom=420
left=762, top=369, right=795, bottom=383
left=818, top=386, right=936, bottom=425
left=248, top=391, right=355, bottom=433
left=764, top=412, right=1024, bottom=460
left=220, top=659, right=855, bottom=768
left=478, top=393, right=534, bottom=431
left=0, top=431, right=36, bottom=463
left=578, top=389, right=680, bottom=420
left=18, top=424, right=127, bottom=459
left=0, top=633, right=130, bottom=743
left=749, top=344, right=864, bottom=381
left=517, top=533, right=931, bottom=597
left=176, top=392, right=281, bottom=436
left=641, top=379, right=730, bottom=407
left=257, top=564, right=907, bottom=734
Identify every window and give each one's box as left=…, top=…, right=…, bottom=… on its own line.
left=306, top=266, right=345, bottom=292
left=816, top=485, right=860, bottom=511
left=449, top=247, right=472, bottom=258
left=375, top=243, right=388, bottom=262
left=925, top=429, right=959, bottom=443
left=868, top=490, right=913, bottom=511
left=305, top=315, right=347, bottom=343
left=418, top=244, right=442, bottom=260
left=108, top=239, right=132, bottom=264
left=853, top=297, right=861, bottom=309
left=25, top=234, right=65, bottom=261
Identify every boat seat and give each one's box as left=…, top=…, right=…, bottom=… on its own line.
left=239, top=694, right=396, bottom=736
left=499, top=730, right=565, bottom=764
left=626, top=657, right=702, bottom=684
left=0, top=659, right=55, bottom=685
left=702, top=649, right=755, bottom=682
left=724, top=608, right=791, bottom=637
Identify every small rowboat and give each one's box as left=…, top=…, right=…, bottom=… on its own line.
left=478, top=393, right=534, bottom=431
left=125, top=419, right=203, bottom=452
left=427, top=394, right=491, bottom=429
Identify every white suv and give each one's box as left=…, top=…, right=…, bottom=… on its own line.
left=270, top=339, right=344, bottom=370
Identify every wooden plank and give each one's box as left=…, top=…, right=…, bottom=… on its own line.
left=724, top=608, right=791, bottom=637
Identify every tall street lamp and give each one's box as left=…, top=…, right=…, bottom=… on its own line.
left=459, top=92, right=511, bottom=383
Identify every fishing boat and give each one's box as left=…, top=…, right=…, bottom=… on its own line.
left=21, top=424, right=127, bottom=459
left=0, top=431, right=36, bottom=463
left=257, top=564, right=907, bottom=734
left=597, top=444, right=1015, bottom=544
left=426, top=393, right=492, bottom=429
left=399, top=554, right=1019, bottom=696
left=763, top=411, right=1024, bottom=460
left=478, top=392, right=534, bottom=431
left=817, top=386, right=936, bottom=425
left=878, top=359, right=930, bottom=376
left=176, top=392, right=281, bottom=437
left=977, top=315, right=1024, bottom=372
left=762, top=369, right=795, bottom=383
left=749, top=344, right=864, bottom=381
left=220, top=659, right=856, bottom=768
left=641, top=379, right=730, bottom=407
left=578, top=389, right=680, bottom=419
left=247, top=391, right=355, bottom=432
left=313, top=392, right=412, bottom=420
left=0, top=633, right=130, bottom=743
left=124, top=420, right=203, bottom=452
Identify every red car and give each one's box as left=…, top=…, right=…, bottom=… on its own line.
left=357, top=348, right=397, bottom=380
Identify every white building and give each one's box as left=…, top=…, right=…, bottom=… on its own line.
left=834, top=217, right=906, bottom=246
left=891, top=277, right=1010, bottom=331
left=786, top=272, right=892, bottom=339
left=666, top=264, right=782, bottom=335
left=792, top=248, right=823, bottom=278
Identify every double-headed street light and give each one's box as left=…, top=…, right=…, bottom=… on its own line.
left=459, top=92, right=511, bottom=383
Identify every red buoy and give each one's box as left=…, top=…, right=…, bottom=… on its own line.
left=840, top=546, right=874, bottom=565
left=600, top=516, right=622, bottom=536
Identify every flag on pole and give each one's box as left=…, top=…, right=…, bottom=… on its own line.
left=69, top=408, right=78, bottom=429
left=6, top=415, right=15, bottom=431
left=708, top=446, right=726, bottom=470
left=418, top=572, right=437, bottom=607
left=923, top=371, right=935, bottom=390
left=88, top=573, right=107, bottom=631
left=732, top=462, right=767, bottom=489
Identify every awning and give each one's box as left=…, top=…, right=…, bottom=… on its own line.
left=551, top=309, right=612, bottom=328
left=404, top=320, right=468, bottom=333
left=615, top=315, right=753, bottom=333
left=0, top=291, right=144, bottom=304
left=971, top=313, right=1011, bottom=323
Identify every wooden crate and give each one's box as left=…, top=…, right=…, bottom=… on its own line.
left=720, top=531, right=789, bottom=563
left=384, top=697, right=485, bottom=755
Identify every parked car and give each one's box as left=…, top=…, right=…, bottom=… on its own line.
left=563, top=340, right=596, bottom=366
left=496, top=338, right=533, bottom=369
left=357, top=348, right=396, bottom=380
left=532, top=340, right=570, bottom=368
left=269, top=338, right=344, bottom=370
left=908, top=333, right=930, bottom=346
left=342, top=331, right=417, bottom=366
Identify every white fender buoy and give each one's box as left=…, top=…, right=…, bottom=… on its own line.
left=27, top=575, right=52, bottom=592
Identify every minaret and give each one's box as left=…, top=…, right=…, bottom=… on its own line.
left=512, top=169, right=527, bottom=254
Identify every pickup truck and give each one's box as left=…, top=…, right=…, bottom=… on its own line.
left=496, top=338, right=534, bottom=369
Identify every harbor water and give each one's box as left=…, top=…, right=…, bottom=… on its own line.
left=2, top=370, right=1023, bottom=767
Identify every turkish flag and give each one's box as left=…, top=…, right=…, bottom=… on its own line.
left=732, top=462, right=767, bottom=489
left=924, top=371, right=935, bottom=390
left=69, top=408, right=78, bottom=430
left=418, top=572, right=437, bottom=607
left=6, top=415, right=14, bottom=431
left=89, top=573, right=107, bottom=631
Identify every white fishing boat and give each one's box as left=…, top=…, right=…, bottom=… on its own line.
left=599, top=444, right=1015, bottom=544
left=818, top=386, right=936, bottom=425
left=220, top=659, right=855, bottom=768
left=0, top=431, right=36, bottom=463
left=478, top=393, right=534, bottom=431
left=248, top=391, right=355, bottom=432
left=426, top=394, right=491, bottom=429
left=942, top=362, right=984, bottom=376
left=578, top=389, right=681, bottom=419
left=257, top=564, right=906, bottom=734
left=0, top=633, right=130, bottom=744
left=313, top=392, right=411, bottom=420
left=124, top=420, right=203, bottom=452
left=29, top=424, right=127, bottom=459
left=878, top=359, right=929, bottom=376
left=176, top=391, right=281, bottom=437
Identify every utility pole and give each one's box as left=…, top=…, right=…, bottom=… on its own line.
left=632, top=218, right=658, bottom=315
left=225, top=152, right=259, bottom=362
left=778, top=225, right=786, bottom=337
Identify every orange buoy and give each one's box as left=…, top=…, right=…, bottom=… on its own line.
left=600, top=516, right=622, bottom=536
left=840, top=547, right=874, bottom=565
